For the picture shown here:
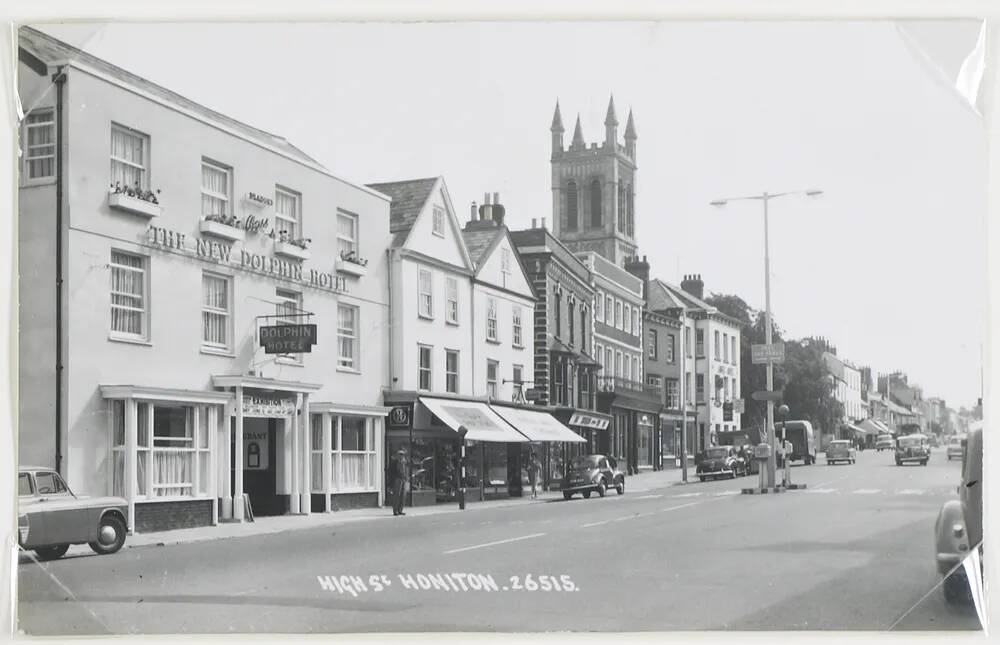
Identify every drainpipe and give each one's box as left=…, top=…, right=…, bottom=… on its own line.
left=53, top=66, right=66, bottom=475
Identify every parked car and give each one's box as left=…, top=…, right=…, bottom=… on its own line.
left=18, top=467, right=129, bottom=561
left=875, top=434, right=895, bottom=451
left=561, top=455, right=625, bottom=499
left=696, top=446, right=746, bottom=481
left=825, top=440, right=856, bottom=465
left=934, top=428, right=983, bottom=603
left=946, top=435, right=965, bottom=461
left=895, top=433, right=930, bottom=466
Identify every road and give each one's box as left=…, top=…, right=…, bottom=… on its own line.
left=17, top=447, right=983, bottom=634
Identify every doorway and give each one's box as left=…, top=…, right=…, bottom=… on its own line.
left=234, top=417, right=283, bottom=516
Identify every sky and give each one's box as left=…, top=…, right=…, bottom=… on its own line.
left=33, top=20, right=987, bottom=410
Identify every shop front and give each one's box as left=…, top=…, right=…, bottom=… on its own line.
left=490, top=403, right=588, bottom=493
left=548, top=409, right=612, bottom=489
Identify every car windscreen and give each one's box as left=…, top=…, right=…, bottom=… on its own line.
left=704, top=448, right=729, bottom=459
left=570, top=456, right=600, bottom=469
left=828, top=442, right=849, bottom=449
left=897, top=437, right=922, bottom=448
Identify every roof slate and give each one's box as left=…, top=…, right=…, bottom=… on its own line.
left=365, top=177, right=439, bottom=240
left=19, top=27, right=326, bottom=170
left=461, top=226, right=503, bottom=268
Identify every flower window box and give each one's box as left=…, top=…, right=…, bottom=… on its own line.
left=274, top=240, right=311, bottom=261
left=200, top=219, right=245, bottom=242
left=335, top=259, right=367, bottom=277
left=108, top=192, right=162, bottom=218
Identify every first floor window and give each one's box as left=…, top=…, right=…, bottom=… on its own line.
left=666, top=333, right=676, bottom=363
left=512, top=306, right=523, bottom=346
left=275, top=186, right=301, bottom=239
left=647, top=328, right=658, bottom=359
left=337, top=210, right=359, bottom=257
left=487, top=298, right=499, bottom=341
left=337, top=304, right=359, bottom=369
left=201, top=159, right=231, bottom=217
left=275, top=288, right=303, bottom=362
left=623, top=303, right=631, bottom=332
left=446, top=277, right=459, bottom=324
left=110, top=250, right=147, bottom=338
left=418, top=345, right=432, bottom=390
left=24, top=109, right=55, bottom=180
left=487, top=360, right=499, bottom=399
left=201, top=272, right=231, bottom=350
left=666, top=379, right=680, bottom=408
left=696, top=374, right=705, bottom=402
left=731, top=336, right=737, bottom=365
left=419, top=269, right=434, bottom=318
left=110, top=123, right=149, bottom=190
left=595, top=290, right=604, bottom=322
left=446, top=350, right=459, bottom=394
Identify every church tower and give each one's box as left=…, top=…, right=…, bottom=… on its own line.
left=550, top=95, right=638, bottom=266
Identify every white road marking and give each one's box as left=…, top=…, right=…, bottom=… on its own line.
left=583, top=501, right=703, bottom=528
left=637, top=494, right=663, bottom=499
left=582, top=519, right=612, bottom=528
left=674, top=492, right=703, bottom=498
left=803, top=488, right=837, bottom=494
left=853, top=489, right=881, bottom=494
left=443, top=532, right=547, bottom=555
left=711, top=490, right=740, bottom=497
left=898, top=489, right=925, bottom=496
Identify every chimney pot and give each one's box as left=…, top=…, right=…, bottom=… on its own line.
left=471, top=201, right=477, bottom=220
left=493, top=192, right=500, bottom=205
left=541, top=217, right=547, bottom=229
left=532, top=218, right=537, bottom=228
left=484, top=192, right=491, bottom=205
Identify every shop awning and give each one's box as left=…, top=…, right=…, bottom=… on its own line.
left=490, top=405, right=587, bottom=443
left=857, top=419, right=886, bottom=435
left=845, top=423, right=869, bottom=436
left=567, top=412, right=611, bottom=431
left=418, top=397, right=528, bottom=443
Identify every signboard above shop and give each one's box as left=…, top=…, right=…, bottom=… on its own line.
left=751, top=343, right=786, bottom=364
left=242, top=394, right=296, bottom=418
left=568, top=412, right=610, bottom=430
left=259, top=324, right=318, bottom=354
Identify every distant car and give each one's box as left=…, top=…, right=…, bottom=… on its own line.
left=696, top=446, right=746, bottom=481
left=825, top=440, right=856, bottom=465
left=18, top=467, right=129, bottom=561
left=934, top=429, right=982, bottom=603
left=561, top=455, right=625, bottom=499
left=895, top=433, right=930, bottom=466
left=946, top=436, right=965, bottom=461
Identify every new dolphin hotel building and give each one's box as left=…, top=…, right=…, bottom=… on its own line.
left=17, top=28, right=393, bottom=532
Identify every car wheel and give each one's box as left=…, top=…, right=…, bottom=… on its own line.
left=89, top=513, right=126, bottom=555
left=943, top=573, right=969, bottom=604
left=616, top=479, right=625, bottom=495
left=699, top=476, right=705, bottom=483
left=895, top=459, right=902, bottom=466
left=597, top=480, right=607, bottom=497
left=582, top=490, right=592, bottom=499
left=563, top=491, right=572, bottom=500
left=34, top=544, right=70, bottom=561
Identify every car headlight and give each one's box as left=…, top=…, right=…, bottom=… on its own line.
left=953, top=523, right=965, bottom=538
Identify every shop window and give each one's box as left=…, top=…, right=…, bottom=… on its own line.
left=274, top=186, right=301, bottom=239
left=310, top=414, right=324, bottom=492
left=337, top=304, right=359, bottom=370
left=110, top=250, right=148, bottom=340
left=638, top=419, right=653, bottom=467
left=332, top=416, right=376, bottom=491
left=202, top=272, right=232, bottom=351
left=201, top=159, right=231, bottom=217
left=418, top=345, right=433, bottom=391
left=337, top=210, right=359, bottom=257
left=111, top=123, right=149, bottom=190
left=23, top=109, right=55, bottom=181
left=445, top=350, right=459, bottom=394
left=483, top=442, right=508, bottom=491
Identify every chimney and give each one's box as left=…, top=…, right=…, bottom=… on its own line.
left=680, top=273, right=704, bottom=300
left=541, top=217, right=547, bottom=230
left=624, top=254, right=650, bottom=301
left=478, top=192, right=492, bottom=222
left=471, top=201, right=478, bottom=221
left=491, top=192, right=506, bottom=226
left=531, top=218, right=537, bottom=228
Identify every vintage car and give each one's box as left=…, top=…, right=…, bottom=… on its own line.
left=825, top=440, right=856, bottom=465
left=696, top=446, right=746, bottom=481
left=946, top=435, right=965, bottom=461
left=18, top=467, right=129, bottom=560
left=561, top=455, right=626, bottom=499
left=875, top=434, right=895, bottom=451
left=895, top=433, right=930, bottom=466
left=934, top=429, right=982, bottom=603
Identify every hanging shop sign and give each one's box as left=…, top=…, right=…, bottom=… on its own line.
left=242, top=394, right=296, bottom=418
left=568, top=412, right=610, bottom=430
left=243, top=428, right=270, bottom=470
left=388, top=406, right=411, bottom=428
left=259, top=324, right=318, bottom=354
left=145, top=225, right=347, bottom=294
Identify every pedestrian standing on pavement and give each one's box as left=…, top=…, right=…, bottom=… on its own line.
left=388, top=449, right=407, bottom=516
left=528, top=450, right=540, bottom=499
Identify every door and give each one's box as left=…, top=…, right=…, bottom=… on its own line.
left=237, top=418, right=281, bottom=516
left=32, top=471, right=89, bottom=545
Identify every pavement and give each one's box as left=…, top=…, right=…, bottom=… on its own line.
left=16, top=451, right=984, bottom=635
left=45, top=466, right=698, bottom=553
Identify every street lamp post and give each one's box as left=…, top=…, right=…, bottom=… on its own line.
left=710, top=189, right=822, bottom=490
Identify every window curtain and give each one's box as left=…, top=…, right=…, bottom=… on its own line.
left=201, top=164, right=228, bottom=216
left=110, top=252, right=144, bottom=335
left=202, top=275, right=228, bottom=346
left=111, top=128, right=145, bottom=188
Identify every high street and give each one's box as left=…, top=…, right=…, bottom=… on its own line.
left=18, top=448, right=981, bottom=635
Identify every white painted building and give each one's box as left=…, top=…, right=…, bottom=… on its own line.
left=18, top=28, right=392, bottom=532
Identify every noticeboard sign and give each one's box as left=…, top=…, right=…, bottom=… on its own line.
left=751, top=342, right=786, bottom=364
left=733, top=399, right=745, bottom=414
left=259, top=324, right=318, bottom=354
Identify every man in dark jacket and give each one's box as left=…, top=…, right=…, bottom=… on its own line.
left=388, top=450, right=407, bottom=516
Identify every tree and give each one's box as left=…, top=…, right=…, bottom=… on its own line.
left=703, top=293, right=785, bottom=433
left=781, top=338, right=844, bottom=436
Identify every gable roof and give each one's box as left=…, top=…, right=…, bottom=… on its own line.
left=365, top=177, right=440, bottom=247
left=648, top=278, right=743, bottom=327
left=19, top=27, right=329, bottom=172
left=462, top=226, right=505, bottom=269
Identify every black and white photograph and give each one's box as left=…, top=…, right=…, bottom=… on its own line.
left=5, top=5, right=996, bottom=638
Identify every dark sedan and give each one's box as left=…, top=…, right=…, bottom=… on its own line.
left=561, top=455, right=625, bottom=499
left=696, top=446, right=746, bottom=481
